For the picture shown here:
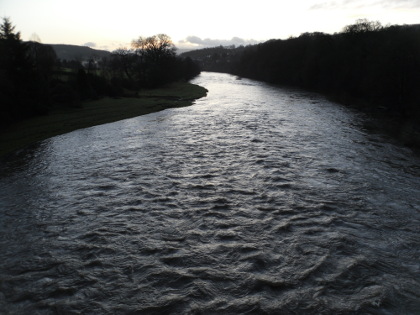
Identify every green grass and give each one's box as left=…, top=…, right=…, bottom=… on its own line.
left=0, top=82, right=207, bottom=157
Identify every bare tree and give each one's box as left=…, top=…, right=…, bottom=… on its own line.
left=111, top=48, right=136, bottom=81
left=29, top=33, right=41, bottom=43
left=131, top=34, right=176, bottom=62
left=343, top=19, right=382, bottom=34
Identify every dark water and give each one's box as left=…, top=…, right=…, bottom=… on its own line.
left=1, top=72, right=419, bottom=314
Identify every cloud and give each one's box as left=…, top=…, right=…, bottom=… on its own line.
left=376, top=0, right=420, bottom=8
left=83, top=42, right=97, bottom=48
left=310, top=0, right=420, bottom=10
left=309, top=1, right=338, bottom=10
left=178, top=36, right=260, bottom=49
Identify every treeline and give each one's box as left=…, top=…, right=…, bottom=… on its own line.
left=0, top=18, right=200, bottom=127
left=180, top=45, right=244, bottom=73
left=182, top=20, right=420, bottom=121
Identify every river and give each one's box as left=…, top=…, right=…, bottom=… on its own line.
left=1, top=72, right=419, bottom=314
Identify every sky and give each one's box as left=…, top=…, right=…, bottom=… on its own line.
left=1, top=0, right=419, bottom=51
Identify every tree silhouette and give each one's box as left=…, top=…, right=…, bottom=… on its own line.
left=0, top=18, right=34, bottom=125
left=0, top=17, right=21, bottom=41
left=343, top=19, right=382, bottom=34
left=131, top=34, right=176, bottom=63
left=1, top=21, right=200, bottom=125
left=182, top=20, right=420, bottom=125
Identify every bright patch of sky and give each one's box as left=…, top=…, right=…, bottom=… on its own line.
left=1, top=0, right=419, bottom=51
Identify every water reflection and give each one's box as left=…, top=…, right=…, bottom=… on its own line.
left=0, top=72, right=419, bottom=314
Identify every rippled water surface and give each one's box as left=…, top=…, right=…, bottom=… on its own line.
left=1, top=72, right=420, bottom=314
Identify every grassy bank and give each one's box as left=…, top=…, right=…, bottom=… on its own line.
left=0, top=82, right=207, bottom=157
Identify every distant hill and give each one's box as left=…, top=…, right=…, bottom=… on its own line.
left=180, top=45, right=245, bottom=72
left=49, top=44, right=111, bottom=61
left=51, top=44, right=194, bottom=60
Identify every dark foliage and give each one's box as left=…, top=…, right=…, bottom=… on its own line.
left=0, top=20, right=201, bottom=127
left=183, top=20, right=420, bottom=122
left=0, top=18, right=55, bottom=126
left=181, top=45, right=243, bottom=73
left=107, top=34, right=201, bottom=89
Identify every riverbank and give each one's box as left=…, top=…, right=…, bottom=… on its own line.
left=0, top=82, right=207, bottom=157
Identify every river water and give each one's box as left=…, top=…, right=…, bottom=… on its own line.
left=0, top=72, right=419, bottom=314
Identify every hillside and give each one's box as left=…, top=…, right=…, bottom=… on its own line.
left=50, top=44, right=111, bottom=61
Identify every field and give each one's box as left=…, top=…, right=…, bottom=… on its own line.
left=0, top=82, right=207, bottom=157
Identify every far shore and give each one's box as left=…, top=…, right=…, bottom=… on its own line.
left=0, top=82, right=208, bottom=158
